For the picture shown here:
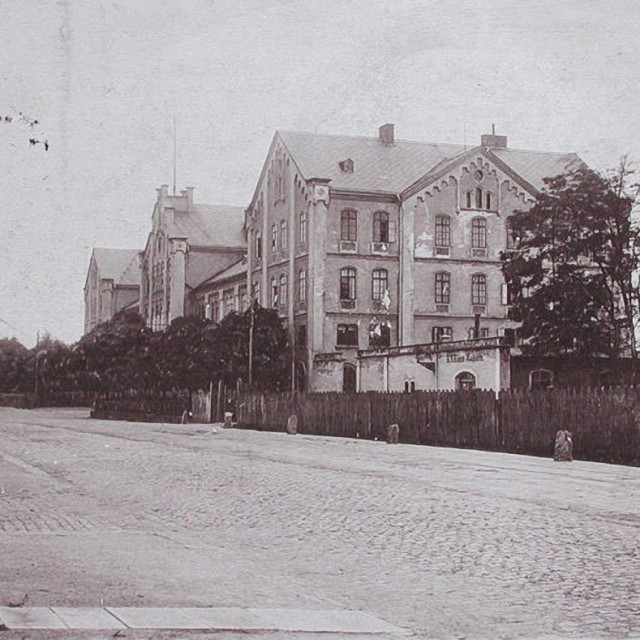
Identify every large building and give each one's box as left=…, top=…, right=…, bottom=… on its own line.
left=139, top=185, right=245, bottom=330
left=84, top=248, right=141, bottom=333
left=222, top=124, right=582, bottom=391
left=86, top=124, right=584, bottom=392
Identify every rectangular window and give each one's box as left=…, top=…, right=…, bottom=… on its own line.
left=435, top=215, right=451, bottom=247
left=468, top=327, right=490, bottom=339
left=337, top=324, right=359, bottom=347
left=372, top=269, right=388, bottom=301
left=369, top=322, right=391, bottom=348
left=472, top=274, right=487, bottom=306
left=300, top=210, right=307, bottom=246
left=298, top=269, right=307, bottom=303
left=281, top=220, right=288, bottom=251
left=501, top=283, right=510, bottom=305
left=472, top=218, right=487, bottom=249
left=280, top=275, right=288, bottom=306
left=341, top=210, right=357, bottom=241
left=271, top=224, right=278, bottom=253
left=432, top=326, right=453, bottom=343
left=252, top=281, right=261, bottom=304
left=297, top=324, right=307, bottom=346
left=340, top=267, right=356, bottom=300
left=435, top=272, right=451, bottom=304
left=255, top=232, right=262, bottom=259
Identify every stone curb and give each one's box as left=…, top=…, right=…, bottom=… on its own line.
left=0, top=606, right=408, bottom=635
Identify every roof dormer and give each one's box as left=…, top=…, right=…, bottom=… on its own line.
left=339, top=158, right=354, bottom=173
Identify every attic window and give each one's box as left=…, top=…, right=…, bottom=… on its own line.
left=339, top=158, right=354, bottom=173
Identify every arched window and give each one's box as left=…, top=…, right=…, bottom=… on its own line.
left=373, top=211, right=390, bottom=242
left=530, top=369, right=553, bottom=391
left=341, top=209, right=357, bottom=241
left=435, top=215, right=451, bottom=247
left=475, top=187, right=483, bottom=209
left=456, top=371, right=476, bottom=390
left=372, top=268, right=388, bottom=301
left=279, top=274, right=288, bottom=305
left=298, top=269, right=307, bottom=303
left=472, top=218, right=487, bottom=248
left=299, top=210, right=307, bottom=245
left=435, top=272, right=451, bottom=304
left=485, top=191, right=492, bottom=210
left=471, top=274, right=487, bottom=306
left=271, top=224, right=278, bottom=253
left=340, top=267, right=356, bottom=300
left=270, top=276, right=278, bottom=307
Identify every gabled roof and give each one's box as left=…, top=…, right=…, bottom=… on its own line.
left=194, top=257, right=247, bottom=291
left=170, top=204, right=245, bottom=247
left=277, top=129, right=584, bottom=196
left=92, top=248, right=141, bottom=286
left=489, top=147, right=584, bottom=191
left=279, top=130, right=467, bottom=194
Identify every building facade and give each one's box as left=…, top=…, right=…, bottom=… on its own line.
left=84, top=248, right=141, bottom=333
left=139, top=185, right=245, bottom=330
left=230, top=125, right=582, bottom=391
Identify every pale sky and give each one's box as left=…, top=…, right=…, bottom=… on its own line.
left=1, top=0, right=639, bottom=346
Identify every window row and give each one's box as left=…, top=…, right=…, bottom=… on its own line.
left=464, top=187, right=492, bottom=211
left=254, top=269, right=308, bottom=308
left=253, top=211, right=308, bottom=261
left=340, top=209, right=397, bottom=243
left=434, top=215, right=518, bottom=250
left=336, top=322, right=391, bottom=348
left=435, top=272, right=510, bottom=306
left=205, top=288, right=249, bottom=322
left=340, top=267, right=390, bottom=302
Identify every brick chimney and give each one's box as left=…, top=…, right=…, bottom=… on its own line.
left=379, top=123, right=395, bottom=146
left=481, top=125, right=507, bottom=149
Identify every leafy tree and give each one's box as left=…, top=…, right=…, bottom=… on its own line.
left=74, top=311, right=154, bottom=391
left=215, top=304, right=289, bottom=391
left=0, top=338, right=32, bottom=392
left=502, top=161, right=639, bottom=357
left=153, top=316, right=221, bottom=391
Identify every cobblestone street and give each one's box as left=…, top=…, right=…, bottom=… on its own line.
left=0, top=407, right=638, bottom=639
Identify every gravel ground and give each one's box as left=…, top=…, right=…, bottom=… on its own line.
left=0, top=407, right=638, bottom=639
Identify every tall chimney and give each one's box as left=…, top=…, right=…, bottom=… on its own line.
left=481, top=128, right=507, bottom=149
left=379, top=123, right=395, bottom=146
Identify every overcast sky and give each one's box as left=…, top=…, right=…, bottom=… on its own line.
left=1, top=0, right=639, bottom=346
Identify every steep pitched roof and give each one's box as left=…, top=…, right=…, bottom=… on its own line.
left=171, top=204, right=245, bottom=247
left=193, top=257, right=247, bottom=291
left=278, top=129, right=584, bottom=196
left=489, top=147, right=585, bottom=191
left=92, top=248, right=141, bottom=285
left=279, top=130, right=467, bottom=194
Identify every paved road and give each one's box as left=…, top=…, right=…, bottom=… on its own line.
left=0, top=407, right=638, bottom=639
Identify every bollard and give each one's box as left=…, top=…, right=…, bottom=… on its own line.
left=286, top=414, right=298, bottom=435
left=386, top=423, right=399, bottom=444
left=223, top=411, right=233, bottom=428
left=553, top=429, right=573, bottom=462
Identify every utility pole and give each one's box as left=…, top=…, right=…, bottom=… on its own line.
left=248, top=302, right=254, bottom=389
left=34, top=330, right=39, bottom=395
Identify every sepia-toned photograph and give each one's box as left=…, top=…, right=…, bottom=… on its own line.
left=0, top=1, right=639, bottom=638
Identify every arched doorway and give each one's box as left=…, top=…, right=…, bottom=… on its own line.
left=455, top=371, right=476, bottom=390
left=343, top=362, right=357, bottom=393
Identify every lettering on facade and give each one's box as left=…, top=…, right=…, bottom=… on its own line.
left=445, top=352, right=485, bottom=363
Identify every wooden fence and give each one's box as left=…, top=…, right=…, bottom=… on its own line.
left=236, top=387, right=640, bottom=466
left=91, top=389, right=191, bottom=423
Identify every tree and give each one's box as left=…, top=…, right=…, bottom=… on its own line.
left=74, top=311, right=154, bottom=391
left=154, top=316, right=221, bottom=391
left=215, top=304, right=289, bottom=390
left=0, top=338, right=32, bottom=392
left=502, top=161, right=640, bottom=358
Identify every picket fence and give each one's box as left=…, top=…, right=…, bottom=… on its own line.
left=236, top=387, right=640, bottom=466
